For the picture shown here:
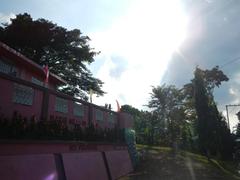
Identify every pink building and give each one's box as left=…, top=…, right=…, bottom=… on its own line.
left=0, top=42, right=118, bottom=129
left=0, top=42, right=136, bottom=180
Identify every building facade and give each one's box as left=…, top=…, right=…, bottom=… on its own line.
left=0, top=42, right=120, bottom=129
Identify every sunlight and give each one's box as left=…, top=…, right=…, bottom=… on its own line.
left=90, top=0, right=189, bottom=109
left=92, top=0, right=188, bottom=63
left=108, top=0, right=189, bottom=65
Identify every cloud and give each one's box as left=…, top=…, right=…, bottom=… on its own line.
left=0, top=13, right=15, bottom=24
left=109, top=56, right=128, bottom=80
left=161, top=0, right=240, bottom=130
left=88, top=0, right=240, bottom=131
left=224, top=73, right=240, bottom=130
left=88, top=0, right=189, bottom=110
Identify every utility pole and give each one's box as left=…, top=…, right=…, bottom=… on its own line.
left=226, top=105, right=230, bottom=129
left=225, top=104, right=240, bottom=129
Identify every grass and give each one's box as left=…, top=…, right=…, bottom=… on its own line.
left=180, top=151, right=209, bottom=164
left=210, top=159, right=240, bottom=179
left=136, top=144, right=171, bottom=152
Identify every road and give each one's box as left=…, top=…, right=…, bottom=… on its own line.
left=121, top=146, right=239, bottom=180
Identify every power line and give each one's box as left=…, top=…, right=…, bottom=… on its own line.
left=219, top=56, right=240, bottom=69
left=226, top=104, right=240, bottom=130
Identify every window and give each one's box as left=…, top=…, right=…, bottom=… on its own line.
left=32, top=77, right=43, bottom=86
left=73, top=103, right=84, bottom=117
left=55, top=97, right=68, bottom=113
left=96, top=109, right=104, bottom=121
left=0, top=59, right=17, bottom=76
left=12, top=83, right=34, bottom=105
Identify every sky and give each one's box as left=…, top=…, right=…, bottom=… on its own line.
left=1, top=0, right=240, bottom=131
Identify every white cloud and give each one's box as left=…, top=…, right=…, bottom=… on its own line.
left=89, top=0, right=188, bottom=110
left=221, top=73, right=240, bottom=131
left=0, top=13, right=15, bottom=24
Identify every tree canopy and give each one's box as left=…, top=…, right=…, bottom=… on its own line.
left=125, top=66, right=234, bottom=160
left=0, top=13, right=104, bottom=100
left=193, top=67, right=232, bottom=158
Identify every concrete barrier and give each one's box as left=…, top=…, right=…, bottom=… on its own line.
left=105, top=150, right=133, bottom=179
left=0, top=154, right=58, bottom=180
left=0, top=142, right=133, bottom=180
left=62, top=152, right=108, bottom=180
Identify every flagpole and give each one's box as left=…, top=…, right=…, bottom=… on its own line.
left=89, top=89, right=93, bottom=103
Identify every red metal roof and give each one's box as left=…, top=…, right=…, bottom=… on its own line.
left=0, top=42, right=66, bottom=85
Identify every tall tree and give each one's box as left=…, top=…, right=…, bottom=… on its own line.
left=0, top=13, right=104, bottom=99
left=193, top=67, right=232, bottom=158
left=148, top=85, right=189, bottom=146
left=183, top=66, right=229, bottom=99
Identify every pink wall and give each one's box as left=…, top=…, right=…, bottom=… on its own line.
left=0, top=154, right=58, bottom=180
left=63, top=152, right=108, bottom=180
left=0, top=151, right=133, bottom=180
left=0, top=77, right=43, bottom=121
left=105, top=150, right=133, bottom=179
left=92, top=107, right=117, bottom=129
left=0, top=150, right=133, bottom=180
left=0, top=142, right=133, bottom=180
left=0, top=50, right=57, bottom=90
left=19, top=68, right=55, bottom=90
left=0, top=77, right=14, bottom=119
left=119, top=113, right=134, bottom=129
left=0, top=72, right=133, bottom=130
left=48, top=94, right=89, bottom=128
left=0, top=142, right=128, bottom=155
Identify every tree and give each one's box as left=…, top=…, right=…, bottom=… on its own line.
left=0, top=13, right=104, bottom=99
left=148, top=85, right=190, bottom=147
left=193, top=67, right=232, bottom=159
left=121, top=105, right=150, bottom=144
left=183, top=66, right=229, bottom=100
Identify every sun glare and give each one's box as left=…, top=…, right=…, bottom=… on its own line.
left=90, top=0, right=189, bottom=109
left=109, top=0, right=189, bottom=63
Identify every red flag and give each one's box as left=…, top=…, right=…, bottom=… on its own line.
left=116, top=100, right=121, bottom=112
left=43, top=65, right=49, bottom=83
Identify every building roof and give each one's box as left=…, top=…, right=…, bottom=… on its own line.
left=0, top=42, right=66, bottom=85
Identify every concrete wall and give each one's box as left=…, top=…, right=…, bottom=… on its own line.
left=105, top=150, right=134, bottom=179
left=0, top=142, right=133, bottom=180
left=62, top=152, right=108, bottom=180
left=0, top=72, right=120, bottom=129
left=0, top=154, right=58, bottom=180
left=47, top=94, right=90, bottom=128
left=91, top=107, right=117, bottom=129
left=0, top=76, right=43, bottom=121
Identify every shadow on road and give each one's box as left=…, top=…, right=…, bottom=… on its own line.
left=120, top=147, right=237, bottom=180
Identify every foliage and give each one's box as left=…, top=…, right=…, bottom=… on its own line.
left=0, top=13, right=104, bottom=100
left=0, top=111, right=124, bottom=143
left=124, top=66, right=234, bottom=160
left=122, top=85, right=193, bottom=148
left=236, top=123, right=240, bottom=138
left=148, top=85, right=191, bottom=147
left=183, top=66, right=229, bottom=98
left=121, top=105, right=151, bottom=144
left=193, top=67, right=233, bottom=159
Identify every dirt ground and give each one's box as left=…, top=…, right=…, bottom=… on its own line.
left=120, top=147, right=238, bottom=180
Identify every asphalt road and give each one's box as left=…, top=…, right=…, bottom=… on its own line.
left=121, top=147, right=238, bottom=180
